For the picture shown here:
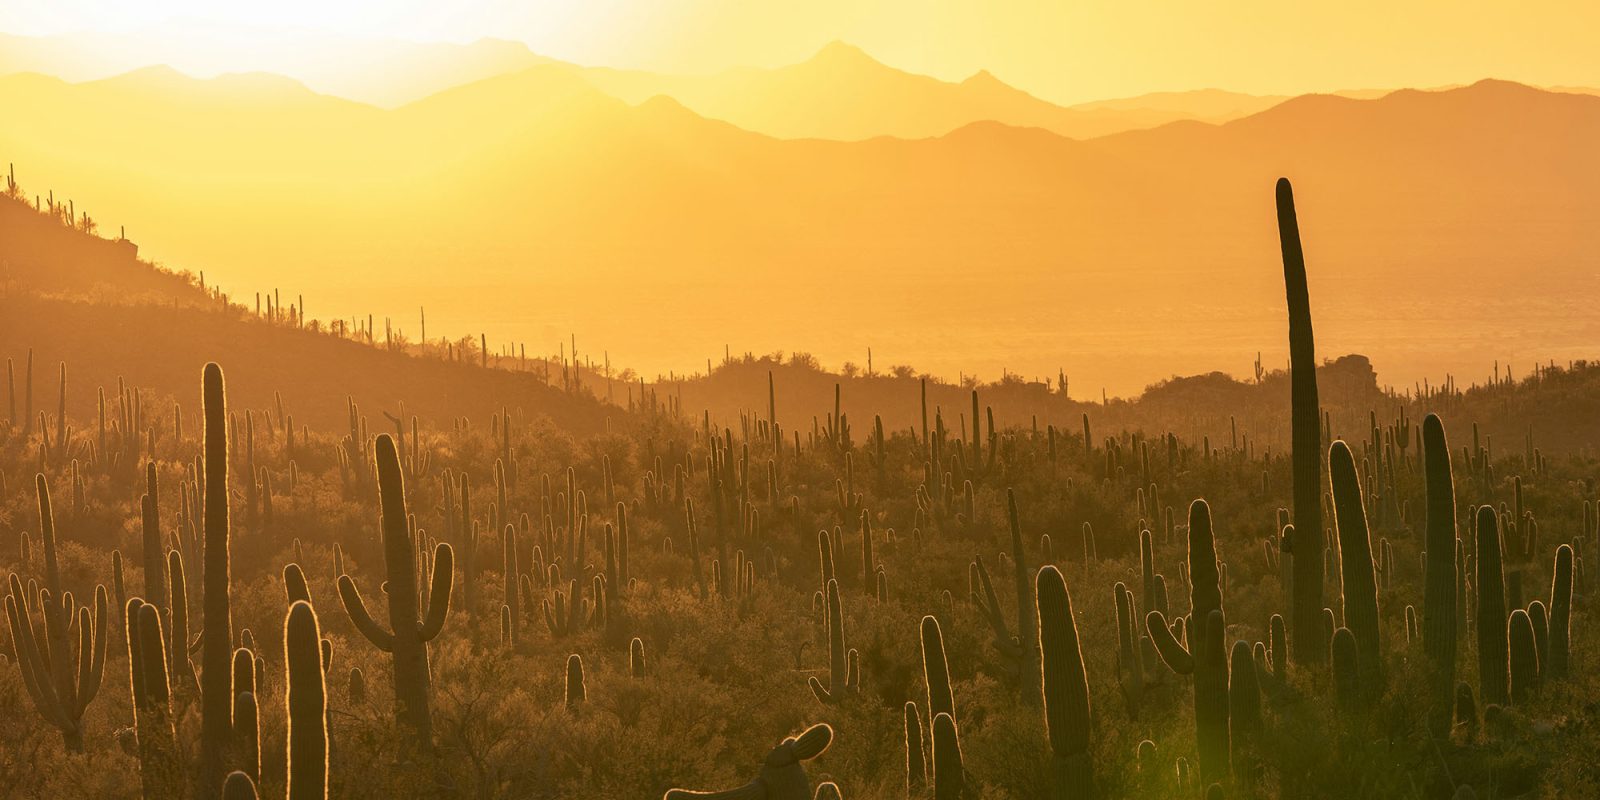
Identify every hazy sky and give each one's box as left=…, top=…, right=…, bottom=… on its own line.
left=5, top=0, right=1599, bottom=104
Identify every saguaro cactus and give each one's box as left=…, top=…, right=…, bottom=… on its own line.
left=1036, top=564, right=1094, bottom=799
left=338, top=434, right=455, bottom=750
left=11, top=469, right=110, bottom=751
left=286, top=600, right=328, bottom=800
left=921, top=615, right=955, bottom=724
left=664, top=723, right=833, bottom=800
left=127, top=599, right=179, bottom=798
left=565, top=654, right=587, bottom=707
left=1328, top=441, right=1381, bottom=698
left=1475, top=506, right=1508, bottom=706
left=1420, top=414, right=1458, bottom=735
left=199, top=363, right=235, bottom=795
left=1146, top=500, right=1229, bottom=783
left=905, top=701, right=927, bottom=796
left=1277, top=177, right=1325, bottom=667
left=932, top=712, right=964, bottom=800
left=1548, top=544, right=1573, bottom=680
left=809, top=579, right=850, bottom=704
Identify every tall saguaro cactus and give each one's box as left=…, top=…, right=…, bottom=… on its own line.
left=285, top=600, right=328, bottom=800
left=338, top=434, right=454, bottom=750
left=1420, top=415, right=1458, bottom=734
left=1036, top=564, right=1094, bottom=799
left=199, top=363, right=235, bottom=796
left=1277, top=177, right=1325, bottom=667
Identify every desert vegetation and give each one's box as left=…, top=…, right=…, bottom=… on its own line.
left=0, top=174, right=1596, bottom=800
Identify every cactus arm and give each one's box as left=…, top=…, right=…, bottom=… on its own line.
left=973, top=556, right=1018, bottom=656
left=789, top=723, right=833, bottom=759
left=337, top=576, right=395, bottom=652
left=1145, top=611, right=1195, bottom=674
left=6, top=592, right=72, bottom=730
left=284, top=564, right=311, bottom=604
left=807, top=676, right=833, bottom=705
left=663, top=782, right=767, bottom=800
left=418, top=543, right=454, bottom=641
left=70, top=588, right=107, bottom=719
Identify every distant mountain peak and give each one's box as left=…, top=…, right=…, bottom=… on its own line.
left=807, top=41, right=881, bottom=67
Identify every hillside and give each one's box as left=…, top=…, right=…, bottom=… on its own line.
left=0, top=191, right=613, bottom=433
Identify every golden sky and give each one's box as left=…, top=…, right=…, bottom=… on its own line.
left=4, top=0, right=1599, bottom=104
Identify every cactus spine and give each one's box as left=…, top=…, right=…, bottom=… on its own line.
left=338, top=433, right=455, bottom=750
left=1277, top=177, right=1326, bottom=667
left=1036, top=564, right=1094, bottom=799
left=1420, top=414, right=1458, bottom=735
left=286, top=600, right=328, bottom=800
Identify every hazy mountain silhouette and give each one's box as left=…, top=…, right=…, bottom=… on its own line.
left=572, top=41, right=1249, bottom=139
left=1, top=71, right=1594, bottom=393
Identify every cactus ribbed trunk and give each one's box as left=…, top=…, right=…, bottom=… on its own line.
left=1475, top=506, right=1508, bottom=706
left=286, top=601, right=328, bottom=800
left=1328, top=441, right=1381, bottom=697
left=1037, top=565, right=1094, bottom=799
left=1420, top=415, right=1458, bottom=735
left=1277, top=177, right=1325, bottom=667
left=199, top=363, right=234, bottom=797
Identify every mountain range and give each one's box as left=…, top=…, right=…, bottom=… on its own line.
left=0, top=39, right=1596, bottom=394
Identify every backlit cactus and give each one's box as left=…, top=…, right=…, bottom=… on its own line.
left=1276, top=177, right=1326, bottom=668
left=664, top=723, right=833, bottom=800
left=1328, top=441, right=1381, bottom=699
left=286, top=600, right=328, bottom=800
left=1145, top=500, right=1229, bottom=783
left=1475, top=506, right=1508, bottom=706
left=1036, top=564, right=1094, bottom=799
left=338, top=433, right=454, bottom=750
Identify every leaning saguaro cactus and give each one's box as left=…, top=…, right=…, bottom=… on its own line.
left=285, top=600, right=328, bottom=800
left=338, top=434, right=454, bottom=751
left=1328, top=441, right=1382, bottom=699
left=1036, top=564, right=1094, bottom=799
left=663, top=723, right=833, bottom=800
left=1420, top=414, right=1458, bottom=735
left=1277, top=177, right=1326, bottom=668
left=1145, top=500, right=1229, bottom=784
left=199, top=363, right=235, bottom=796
